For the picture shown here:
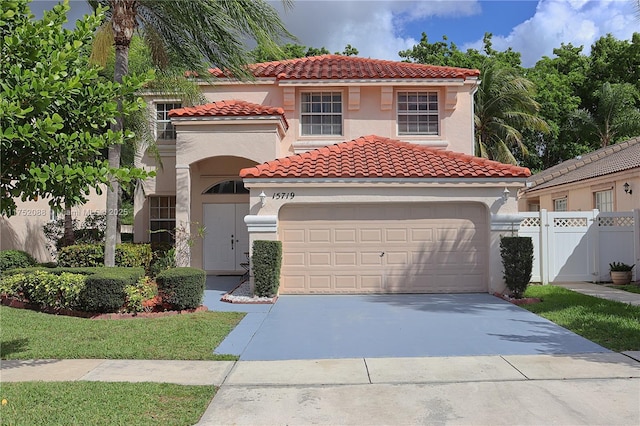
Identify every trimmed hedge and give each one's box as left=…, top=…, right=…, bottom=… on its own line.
left=156, top=267, right=205, bottom=310
left=0, top=250, right=36, bottom=271
left=58, top=243, right=152, bottom=270
left=500, top=236, right=534, bottom=298
left=252, top=240, right=282, bottom=297
left=1, top=270, right=85, bottom=309
left=78, top=268, right=145, bottom=313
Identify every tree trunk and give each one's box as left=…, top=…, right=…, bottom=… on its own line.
left=104, top=0, right=137, bottom=266
left=63, top=203, right=75, bottom=247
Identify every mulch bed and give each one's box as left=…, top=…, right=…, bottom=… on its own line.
left=0, top=296, right=207, bottom=319
left=493, top=292, right=541, bottom=305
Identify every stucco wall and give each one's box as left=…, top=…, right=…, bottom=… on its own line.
left=1, top=188, right=107, bottom=262
left=200, top=82, right=476, bottom=155
left=520, top=169, right=640, bottom=212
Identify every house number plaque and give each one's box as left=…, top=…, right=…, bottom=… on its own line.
left=272, top=192, right=295, bottom=200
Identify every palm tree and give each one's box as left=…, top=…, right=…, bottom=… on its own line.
left=474, top=62, right=549, bottom=164
left=570, top=82, right=640, bottom=148
left=90, top=0, right=293, bottom=266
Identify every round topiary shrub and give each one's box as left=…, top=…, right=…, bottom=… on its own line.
left=0, top=250, right=37, bottom=271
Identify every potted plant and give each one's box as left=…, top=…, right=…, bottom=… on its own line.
left=609, top=262, right=635, bottom=285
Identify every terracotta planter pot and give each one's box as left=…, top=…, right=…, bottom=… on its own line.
left=610, top=271, right=632, bottom=285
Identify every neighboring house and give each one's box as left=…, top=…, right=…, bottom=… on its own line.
left=135, top=55, right=531, bottom=294
left=519, top=137, right=640, bottom=213
left=0, top=189, right=106, bottom=262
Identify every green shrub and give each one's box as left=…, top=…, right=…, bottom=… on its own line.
left=78, top=268, right=144, bottom=313
left=156, top=267, right=205, bottom=310
left=123, top=276, right=158, bottom=313
left=252, top=240, right=282, bottom=297
left=150, top=247, right=176, bottom=277
left=500, top=236, right=534, bottom=298
left=58, top=244, right=104, bottom=267
left=0, top=270, right=85, bottom=309
left=58, top=243, right=152, bottom=269
left=115, top=243, right=152, bottom=270
left=0, top=250, right=36, bottom=271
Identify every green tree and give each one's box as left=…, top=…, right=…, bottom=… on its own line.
left=337, top=44, right=359, bottom=56
left=474, top=63, right=549, bottom=164
left=523, top=44, right=589, bottom=170
left=0, top=0, right=151, bottom=226
left=89, top=0, right=293, bottom=266
left=399, top=33, right=521, bottom=70
left=570, top=82, right=640, bottom=148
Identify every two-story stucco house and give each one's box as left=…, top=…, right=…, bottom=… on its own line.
left=134, top=55, right=531, bottom=295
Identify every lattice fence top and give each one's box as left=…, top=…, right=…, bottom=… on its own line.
left=553, top=217, right=588, bottom=228
left=520, top=217, right=540, bottom=227
left=597, top=216, right=635, bottom=227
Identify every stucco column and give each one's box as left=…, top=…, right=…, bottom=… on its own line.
left=175, top=164, right=191, bottom=267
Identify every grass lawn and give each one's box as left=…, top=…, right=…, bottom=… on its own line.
left=0, top=381, right=214, bottom=426
left=0, top=306, right=244, bottom=360
left=609, top=284, right=640, bottom=294
left=523, top=285, right=640, bottom=352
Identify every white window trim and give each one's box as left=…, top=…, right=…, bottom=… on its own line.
left=299, top=90, right=344, bottom=137
left=154, top=101, right=181, bottom=141
left=396, top=90, right=440, bottom=136
left=149, top=195, right=176, bottom=243
left=594, top=189, right=613, bottom=212
left=553, top=197, right=567, bottom=212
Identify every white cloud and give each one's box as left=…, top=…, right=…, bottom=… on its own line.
left=464, top=0, right=639, bottom=67
left=272, top=0, right=481, bottom=60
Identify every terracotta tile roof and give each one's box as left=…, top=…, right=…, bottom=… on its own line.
left=209, top=55, right=480, bottom=81
left=169, top=100, right=288, bottom=128
left=240, top=135, right=530, bottom=179
left=526, top=137, right=640, bottom=192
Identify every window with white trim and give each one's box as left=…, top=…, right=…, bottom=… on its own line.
left=594, top=189, right=613, bottom=212
left=397, top=91, right=439, bottom=135
left=300, top=92, right=342, bottom=135
left=149, top=196, right=175, bottom=243
left=554, top=198, right=567, bottom=212
left=156, top=102, right=181, bottom=140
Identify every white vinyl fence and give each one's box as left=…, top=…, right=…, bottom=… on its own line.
left=515, top=209, right=639, bottom=284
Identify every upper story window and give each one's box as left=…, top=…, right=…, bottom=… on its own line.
left=594, top=189, right=613, bottom=212
left=300, top=92, right=342, bottom=136
left=203, top=180, right=249, bottom=195
left=397, top=91, right=439, bottom=135
left=554, top=197, right=567, bottom=212
left=156, top=102, right=181, bottom=140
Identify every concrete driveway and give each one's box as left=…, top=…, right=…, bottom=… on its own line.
left=206, top=277, right=609, bottom=361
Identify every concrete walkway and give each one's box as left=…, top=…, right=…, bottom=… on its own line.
left=2, top=353, right=639, bottom=425
left=555, top=282, right=640, bottom=306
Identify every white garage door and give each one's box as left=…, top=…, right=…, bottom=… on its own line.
left=279, top=203, right=487, bottom=294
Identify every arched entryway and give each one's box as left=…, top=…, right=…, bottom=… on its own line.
left=190, top=156, right=257, bottom=273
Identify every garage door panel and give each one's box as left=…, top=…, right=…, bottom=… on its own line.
left=279, top=203, right=487, bottom=294
left=360, top=229, right=383, bottom=242
left=411, top=229, right=433, bottom=242
left=309, top=252, right=331, bottom=266
left=335, top=229, right=357, bottom=243
left=361, top=275, right=383, bottom=290
left=283, top=252, right=306, bottom=267
left=361, top=252, right=383, bottom=265
left=334, top=252, right=357, bottom=266
left=309, top=275, right=331, bottom=290
left=386, top=252, right=409, bottom=265
left=309, top=229, right=331, bottom=243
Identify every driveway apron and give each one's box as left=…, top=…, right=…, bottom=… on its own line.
left=207, top=291, right=609, bottom=361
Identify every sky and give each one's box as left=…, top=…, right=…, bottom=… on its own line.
left=31, top=0, right=639, bottom=67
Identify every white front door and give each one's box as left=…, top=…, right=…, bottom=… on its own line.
left=203, top=203, right=249, bottom=272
